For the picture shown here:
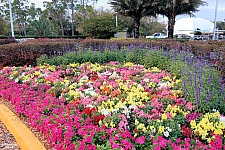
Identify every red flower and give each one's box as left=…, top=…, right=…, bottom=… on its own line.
left=93, top=114, right=105, bottom=124
left=181, top=124, right=192, bottom=137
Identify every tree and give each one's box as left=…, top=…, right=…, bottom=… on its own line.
left=216, top=21, right=225, bottom=30
left=27, top=19, right=58, bottom=37
left=83, top=13, right=124, bottom=39
left=153, top=0, right=206, bottom=38
left=27, top=3, right=42, bottom=23
left=0, top=0, right=29, bottom=36
left=0, top=15, right=7, bottom=35
left=109, top=0, right=157, bottom=38
left=139, top=16, right=166, bottom=37
left=43, top=0, right=67, bottom=36
left=12, top=0, right=29, bottom=36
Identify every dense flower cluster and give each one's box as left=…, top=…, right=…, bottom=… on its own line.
left=0, top=62, right=225, bottom=149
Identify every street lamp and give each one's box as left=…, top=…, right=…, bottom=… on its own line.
left=8, top=0, right=14, bottom=37
left=116, top=12, right=118, bottom=38
left=213, top=0, right=218, bottom=40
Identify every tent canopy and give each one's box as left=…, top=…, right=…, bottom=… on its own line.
left=174, top=17, right=214, bottom=37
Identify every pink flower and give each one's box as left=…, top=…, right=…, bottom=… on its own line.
left=176, top=138, right=181, bottom=143
left=86, top=144, right=96, bottom=150
left=111, top=143, right=120, bottom=149
left=135, top=136, right=146, bottom=144
left=85, top=135, right=92, bottom=143
left=153, top=146, right=161, bottom=150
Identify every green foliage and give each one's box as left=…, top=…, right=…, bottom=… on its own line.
left=0, top=16, right=7, bottom=35
left=83, top=14, right=120, bottom=39
left=27, top=20, right=59, bottom=37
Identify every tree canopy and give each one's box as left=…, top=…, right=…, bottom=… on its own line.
left=109, top=0, right=157, bottom=38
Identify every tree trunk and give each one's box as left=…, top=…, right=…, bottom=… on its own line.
left=168, top=15, right=175, bottom=39
left=60, top=13, right=64, bottom=36
left=71, top=1, right=74, bottom=36
left=134, top=17, right=140, bottom=39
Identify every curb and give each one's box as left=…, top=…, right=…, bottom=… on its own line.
left=0, top=103, right=46, bottom=150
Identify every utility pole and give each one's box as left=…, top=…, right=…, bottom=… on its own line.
left=8, top=0, right=14, bottom=37
left=213, top=0, right=218, bottom=40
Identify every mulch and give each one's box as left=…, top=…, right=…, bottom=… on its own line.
left=0, top=120, right=20, bottom=150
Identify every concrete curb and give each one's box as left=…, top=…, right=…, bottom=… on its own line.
left=0, top=103, right=46, bottom=150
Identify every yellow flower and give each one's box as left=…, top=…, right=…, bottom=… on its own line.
left=207, top=138, right=211, bottom=143
left=99, top=120, right=102, bottom=125
left=190, top=120, right=196, bottom=128
left=149, top=125, right=155, bottom=131
left=161, top=113, right=168, bottom=120
left=158, top=126, right=164, bottom=134
left=110, top=122, right=115, bottom=128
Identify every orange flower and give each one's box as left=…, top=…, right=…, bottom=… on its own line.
left=69, top=98, right=80, bottom=105
left=110, top=90, right=121, bottom=97
left=62, top=87, right=69, bottom=94
left=101, top=86, right=111, bottom=95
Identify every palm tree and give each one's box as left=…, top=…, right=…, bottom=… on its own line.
left=109, top=0, right=157, bottom=38
left=27, top=20, right=58, bottom=37
left=153, top=0, right=207, bottom=38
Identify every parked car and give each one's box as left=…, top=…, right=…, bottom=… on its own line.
left=146, top=33, right=167, bottom=39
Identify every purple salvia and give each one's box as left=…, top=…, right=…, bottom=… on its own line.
left=184, top=79, right=187, bottom=95
left=211, top=74, right=214, bottom=80
left=194, top=56, right=197, bottom=63
left=220, top=85, right=224, bottom=95
left=198, top=60, right=201, bottom=69
left=207, top=75, right=211, bottom=85
left=199, top=74, right=203, bottom=87
left=206, top=91, right=210, bottom=102
left=189, top=71, right=192, bottom=85
left=195, top=86, right=200, bottom=106
left=129, top=44, right=135, bottom=50
left=210, top=52, right=214, bottom=60
left=188, top=56, right=192, bottom=64
left=194, top=72, right=197, bottom=86
left=219, top=76, right=223, bottom=85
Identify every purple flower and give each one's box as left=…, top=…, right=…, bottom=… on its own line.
left=195, top=86, right=200, bottom=106
left=184, top=79, right=187, bottom=95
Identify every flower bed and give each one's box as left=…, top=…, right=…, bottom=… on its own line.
left=0, top=62, right=224, bottom=149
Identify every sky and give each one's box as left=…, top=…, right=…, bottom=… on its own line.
left=31, top=0, right=225, bottom=22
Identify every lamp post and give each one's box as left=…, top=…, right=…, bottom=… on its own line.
left=116, top=13, right=118, bottom=38
left=8, top=0, right=14, bottom=37
left=213, top=0, right=218, bottom=40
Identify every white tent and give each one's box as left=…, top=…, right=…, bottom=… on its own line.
left=174, top=17, right=214, bottom=37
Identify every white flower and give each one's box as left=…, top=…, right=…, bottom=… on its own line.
left=165, top=127, right=172, bottom=132
left=15, top=78, right=19, bottom=83
left=129, top=104, right=138, bottom=110
left=157, top=81, right=169, bottom=89
left=80, top=75, right=89, bottom=80
left=153, top=128, right=156, bottom=133
left=100, top=109, right=110, bottom=116
left=163, top=131, right=170, bottom=137
left=143, top=78, right=150, bottom=82
left=86, top=104, right=94, bottom=108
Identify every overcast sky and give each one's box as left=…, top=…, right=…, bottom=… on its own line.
left=31, top=0, right=225, bottom=22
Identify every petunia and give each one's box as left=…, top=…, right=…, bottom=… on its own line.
left=135, top=136, right=146, bottom=144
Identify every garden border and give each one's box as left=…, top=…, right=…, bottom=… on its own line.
left=0, top=102, right=45, bottom=150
